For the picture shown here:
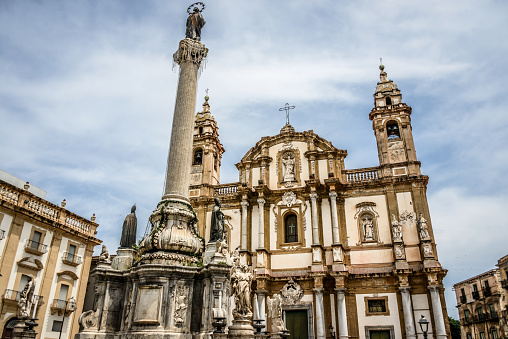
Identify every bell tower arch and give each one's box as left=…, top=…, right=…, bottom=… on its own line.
left=369, top=65, right=421, bottom=176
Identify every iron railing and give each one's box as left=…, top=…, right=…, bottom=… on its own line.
left=25, top=240, right=48, bottom=254
left=62, top=252, right=82, bottom=265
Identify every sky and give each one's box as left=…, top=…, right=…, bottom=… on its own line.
left=1, top=0, right=507, bottom=319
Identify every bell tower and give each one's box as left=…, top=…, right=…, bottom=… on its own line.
left=369, top=64, right=421, bottom=176
left=190, top=94, right=225, bottom=189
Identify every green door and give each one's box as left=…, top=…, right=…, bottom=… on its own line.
left=370, top=330, right=391, bottom=339
left=286, top=310, right=308, bottom=339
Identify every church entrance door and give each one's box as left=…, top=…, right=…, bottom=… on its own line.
left=369, top=330, right=391, bottom=339
left=286, top=310, right=308, bottom=339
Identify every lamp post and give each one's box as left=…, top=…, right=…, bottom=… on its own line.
left=418, top=315, right=429, bottom=339
left=58, top=296, right=76, bottom=339
left=328, top=325, right=336, bottom=339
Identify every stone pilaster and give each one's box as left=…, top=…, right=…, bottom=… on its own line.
left=329, top=191, right=340, bottom=244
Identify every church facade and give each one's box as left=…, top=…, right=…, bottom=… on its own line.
left=189, top=65, right=451, bottom=339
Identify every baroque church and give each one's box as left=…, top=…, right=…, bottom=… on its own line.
left=188, top=65, right=451, bottom=339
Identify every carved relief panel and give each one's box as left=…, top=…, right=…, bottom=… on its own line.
left=388, top=139, right=406, bottom=163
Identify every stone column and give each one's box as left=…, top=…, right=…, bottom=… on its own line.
left=241, top=200, right=249, bottom=251
left=399, top=287, right=416, bottom=339
left=310, top=193, right=319, bottom=245
left=314, top=288, right=326, bottom=339
left=428, top=285, right=447, bottom=339
left=257, top=291, right=267, bottom=325
left=335, top=288, right=348, bottom=339
left=329, top=192, right=340, bottom=244
left=257, top=198, right=265, bottom=249
left=163, top=38, right=208, bottom=202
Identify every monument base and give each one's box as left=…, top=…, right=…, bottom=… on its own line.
left=111, top=248, right=134, bottom=270
left=228, top=318, right=255, bottom=339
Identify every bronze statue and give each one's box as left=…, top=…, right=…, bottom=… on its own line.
left=120, top=205, right=137, bottom=248
left=209, top=197, right=224, bottom=243
left=185, top=4, right=206, bottom=41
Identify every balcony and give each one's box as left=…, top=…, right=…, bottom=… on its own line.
left=460, top=295, right=467, bottom=304
left=3, top=289, right=43, bottom=306
left=483, top=286, right=492, bottom=297
left=472, top=290, right=481, bottom=300
left=486, top=311, right=499, bottom=320
left=24, top=240, right=48, bottom=255
left=0, top=229, right=5, bottom=240
left=50, top=299, right=75, bottom=316
left=62, top=252, right=82, bottom=266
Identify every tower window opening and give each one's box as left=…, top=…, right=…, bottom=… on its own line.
left=386, top=122, right=400, bottom=139
left=284, top=213, right=298, bottom=243
left=199, top=126, right=203, bottom=135
left=193, top=149, right=203, bottom=165
left=385, top=97, right=392, bottom=105
left=214, top=154, right=217, bottom=170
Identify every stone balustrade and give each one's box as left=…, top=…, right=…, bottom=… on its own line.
left=213, top=183, right=240, bottom=196
left=344, top=167, right=380, bottom=183
left=0, top=180, right=98, bottom=238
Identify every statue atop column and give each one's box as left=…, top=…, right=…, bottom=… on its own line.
left=209, top=197, right=225, bottom=243
left=120, top=205, right=137, bottom=248
left=185, top=3, right=206, bottom=41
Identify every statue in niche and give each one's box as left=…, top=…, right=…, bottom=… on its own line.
left=281, top=152, right=296, bottom=182
left=417, top=213, right=430, bottom=240
left=231, top=264, right=253, bottom=318
left=209, top=197, right=225, bottom=243
left=391, top=214, right=403, bottom=242
left=267, top=294, right=284, bottom=334
left=423, top=243, right=433, bottom=257
left=362, top=214, right=375, bottom=241
left=395, top=244, right=405, bottom=259
left=18, top=275, right=35, bottom=319
left=120, top=204, right=137, bottom=248
left=185, top=4, right=206, bottom=41
left=99, top=245, right=111, bottom=263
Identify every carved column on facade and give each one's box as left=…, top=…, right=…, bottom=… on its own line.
left=310, top=192, right=319, bottom=245
left=332, top=273, right=348, bottom=339
left=428, top=285, right=447, bottom=339
left=398, top=274, right=416, bottom=339
left=329, top=191, right=340, bottom=244
left=257, top=198, right=265, bottom=249
left=241, top=199, right=249, bottom=251
left=313, top=275, right=326, bottom=339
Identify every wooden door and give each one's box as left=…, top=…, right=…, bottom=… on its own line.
left=286, top=310, right=308, bottom=339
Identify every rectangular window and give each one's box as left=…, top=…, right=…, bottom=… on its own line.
left=31, top=230, right=42, bottom=249
left=484, top=280, right=490, bottom=288
left=52, top=320, right=63, bottom=332
left=480, top=331, right=486, bottom=339
left=461, top=288, right=465, bottom=297
left=473, top=284, right=478, bottom=292
left=466, top=333, right=472, bottom=339
left=368, top=300, right=386, bottom=313
left=58, top=284, right=69, bottom=301
left=491, top=329, right=499, bottom=339
left=464, top=309, right=470, bottom=322
left=489, top=303, right=496, bottom=314
left=67, top=244, right=77, bottom=261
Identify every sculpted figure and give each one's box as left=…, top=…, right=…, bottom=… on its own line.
left=231, top=247, right=240, bottom=267
left=362, top=214, right=374, bottom=241
left=99, top=245, right=111, bottom=263
left=209, top=197, right=225, bottom=243
left=282, top=152, right=295, bottom=182
left=18, top=275, right=35, bottom=319
left=231, top=264, right=253, bottom=318
left=417, top=213, right=430, bottom=240
left=391, top=214, right=403, bottom=242
left=120, top=204, right=137, bottom=248
left=186, top=7, right=206, bottom=41
left=423, top=243, right=433, bottom=257
left=267, top=294, right=284, bottom=333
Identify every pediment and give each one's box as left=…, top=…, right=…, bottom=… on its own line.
left=57, top=270, right=79, bottom=281
left=17, top=256, right=43, bottom=271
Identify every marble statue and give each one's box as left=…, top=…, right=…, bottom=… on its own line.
left=120, top=205, right=137, bottom=248
left=231, top=264, right=253, bottom=318
left=209, top=197, right=225, bottom=243
left=18, top=275, right=35, bottom=319
left=99, top=245, right=111, bottom=263
left=362, top=214, right=374, bottom=241
left=185, top=6, right=206, bottom=41
left=282, top=152, right=296, bottom=182
left=395, top=244, right=405, bottom=259
left=423, top=243, right=433, bottom=257
left=267, top=294, right=284, bottom=333
left=417, top=213, right=430, bottom=240
left=391, top=214, right=403, bottom=242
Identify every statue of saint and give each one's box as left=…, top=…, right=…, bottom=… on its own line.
left=186, top=7, right=206, bottom=41
left=120, top=205, right=137, bottom=248
left=18, top=275, right=35, bottom=319
left=209, top=197, right=225, bottom=243
left=282, top=152, right=295, bottom=182
left=362, top=214, right=374, bottom=241
left=99, top=245, right=111, bottom=263
left=231, top=264, right=253, bottom=318
left=417, top=213, right=430, bottom=240
left=391, top=214, right=403, bottom=242
left=267, top=294, right=284, bottom=333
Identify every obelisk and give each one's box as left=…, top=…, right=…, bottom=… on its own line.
left=137, top=4, right=207, bottom=264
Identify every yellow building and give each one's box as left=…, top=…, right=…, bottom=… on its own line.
left=0, top=173, right=101, bottom=339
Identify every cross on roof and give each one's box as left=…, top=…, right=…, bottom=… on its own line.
left=279, top=103, right=295, bottom=125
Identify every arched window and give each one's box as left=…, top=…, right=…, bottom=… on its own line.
left=385, top=97, right=392, bottom=105
left=386, top=121, right=400, bottom=139
left=193, top=149, right=203, bottom=165
left=284, top=214, right=298, bottom=243
left=199, top=126, right=203, bottom=135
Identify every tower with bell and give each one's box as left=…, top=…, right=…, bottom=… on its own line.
left=370, top=63, right=421, bottom=178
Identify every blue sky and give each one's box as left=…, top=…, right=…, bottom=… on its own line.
left=1, top=0, right=507, bottom=318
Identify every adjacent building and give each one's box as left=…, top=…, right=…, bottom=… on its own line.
left=0, top=172, right=101, bottom=339
left=188, top=65, right=451, bottom=339
left=454, top=256, right=508, bottom=339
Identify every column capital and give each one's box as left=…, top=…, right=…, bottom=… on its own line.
left=257, top=198, right=265, bottom=205
left=329, top=191, right=337, bottom=199
left=309, top=192, right=318, bottom=201
left=312, top=287, right=324, bottom=294
left=334, top=287, right=346, bottom=294
left=399, top=286, right=411, bottom=293
left=241, top=200, right=249, bottom=207
left=428, top=284, right=441, bottom=292
left=173, top=38, right=208, bottom=65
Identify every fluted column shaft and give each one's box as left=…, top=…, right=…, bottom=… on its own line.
left=336, top=288, right=348, bottom=339
left=329, top=192, right=339, bottom=244
left=257, top=198, right=265, bottom=249
left=310, top=193, right=319, bottom=245
left=241, top=200, right=249, bottom=251
left=429, top=285, right=447, bottom=339
left=399, top=287, right=416, bottom=339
